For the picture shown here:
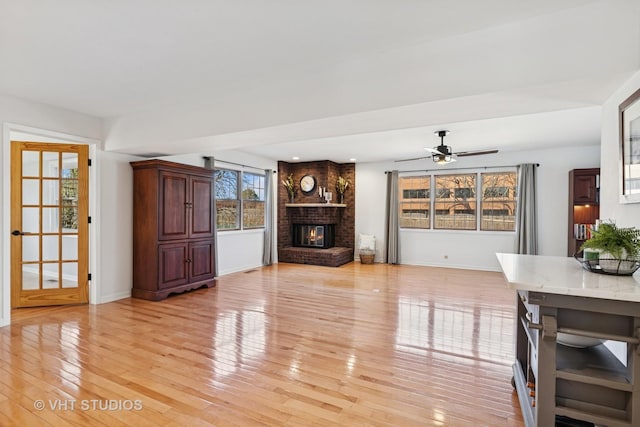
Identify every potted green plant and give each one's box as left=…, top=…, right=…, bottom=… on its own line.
left=580, top=222, right=640, bottom=274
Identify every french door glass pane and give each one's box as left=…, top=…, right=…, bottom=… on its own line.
left=22, top=236, right=39, bottom=262
left=42, top=208, right=60, bottom=233
left=22, top=207, right=39, bottom=233
left=61, top=207, right=78, bottom=231
left=42, top=235, right=59, bottom=261
left=22, top=179, right=39, bottom=205
left=61, top=179, right=78, bottom=204
left=22, top=265, right=39, bottom=290
left=62, top=153, right=78, bottom=177
left=42, top=179, right=59, bottom=205
left=42, top=152, right=59, bottom=178
left=43, top=263, right=59, bottom=289
left=62, top=236, right=78, bottom=260
left=22, top=151, right=40, bottom=176
left=62, top=262, right=78, bottom=288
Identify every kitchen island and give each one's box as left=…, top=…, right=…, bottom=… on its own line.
left=496, top=253, right=640, bottom=427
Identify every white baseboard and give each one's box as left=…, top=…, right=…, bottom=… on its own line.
left=96, top=291, right=132, bottom=304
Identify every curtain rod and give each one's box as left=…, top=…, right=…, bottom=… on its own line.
left=203, top=156, right=270, bottom=172
left=385, top=163, right=539, bottom=174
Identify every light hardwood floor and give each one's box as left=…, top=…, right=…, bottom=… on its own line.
left=1, top=263, right=524, bottom=426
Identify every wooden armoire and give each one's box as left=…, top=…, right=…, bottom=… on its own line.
left=130, top=159, right=217, bottom=300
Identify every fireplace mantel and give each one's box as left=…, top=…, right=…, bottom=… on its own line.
left=285, top=203, right=346, bottom=207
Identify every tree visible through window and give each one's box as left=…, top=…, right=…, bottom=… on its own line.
left=242, top=172, right=265, bottom=229
left=214, top=169, right=266, bottom=230
left=61, top=167, right=78, bottom=230
left=480, top=172, right=517, bottom=231
left=398, top=170, right=517, bottom=231
left=434, top=174, right=476, bottom=230
left=215, top=169, right=239, bottom=230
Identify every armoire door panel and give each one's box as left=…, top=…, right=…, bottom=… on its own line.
left=159, top=171, right=189, bottom=240
left=158, top=243, right=188, bottom=289
left=190, top=240, right=215, bottom=282
left=190, top=177, right=214, bottom=238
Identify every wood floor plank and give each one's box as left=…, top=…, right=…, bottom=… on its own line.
left=3, top=263, right=524, bottom=426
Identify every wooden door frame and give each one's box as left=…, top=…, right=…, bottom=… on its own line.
left=1, top=123, right=100, bottom=327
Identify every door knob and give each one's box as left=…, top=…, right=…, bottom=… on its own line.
left=11, top=230, right=24, bottom=236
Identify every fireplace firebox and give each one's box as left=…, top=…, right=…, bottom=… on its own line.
left=293, top=224, right=335, bottom=249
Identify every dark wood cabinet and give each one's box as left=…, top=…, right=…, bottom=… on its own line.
left=572, top=173, right=598, bottom=203
left=567, top=168, right=600, bottom=256
left=131, top=159, right=216, bottom=300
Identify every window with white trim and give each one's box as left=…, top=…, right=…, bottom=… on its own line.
left=399, top=170, right=517, bottom=231
left=215, top=169, right=266, bottom=230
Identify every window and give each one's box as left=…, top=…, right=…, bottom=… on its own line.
left=399, top=176, right=430, bottom=228
left=215, top=169, right=239, bottom=230
left=434, top=174, right=476, bottom=230
left=399, top=170, right=517, bottom=232
left=480, top=172, right=517, bottom=231
left=215, top=169, right=266, bottom=231
left=242, top=172, right=265, bottom=229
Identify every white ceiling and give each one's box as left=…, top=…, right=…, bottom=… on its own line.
left=1, top=0, right=639, bottom=163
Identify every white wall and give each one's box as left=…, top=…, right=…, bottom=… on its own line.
left=217, top=229, right=265, bottom=275
left=355, top=144, right=601, bottom=271
left=600, top=69, right=640, bottom=227
left=0, top=95, right=103, bottom=327
left=595, top=70, right=640, bottom=366
left=96, top=151, right=142, bottom=303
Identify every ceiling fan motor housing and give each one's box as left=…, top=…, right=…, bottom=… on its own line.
left=437, top=144, right=452, bottom=155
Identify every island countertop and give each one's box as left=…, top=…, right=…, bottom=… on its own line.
left=496, top=253, right=640, bottom=302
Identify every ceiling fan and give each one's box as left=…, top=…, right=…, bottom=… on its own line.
left=396, top=130, right=499, bottom=164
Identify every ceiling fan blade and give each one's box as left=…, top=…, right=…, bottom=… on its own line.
left=424, top=147, right=440, bottom=154
left=394, top=156, right=431, bottom=162
left=455, top=149, right=499, bottom=157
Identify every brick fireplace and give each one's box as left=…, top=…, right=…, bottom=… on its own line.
left=278, top=160, right=354, bottom=267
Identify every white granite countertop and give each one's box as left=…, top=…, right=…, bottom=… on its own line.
left=496, top=253, right=640, bottom=302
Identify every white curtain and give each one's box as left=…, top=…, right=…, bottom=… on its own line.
left=515, top=163, right=538, bottom=255
left=385, top=170, right=400, bottom=264
left=262, top=169, right=274, bottom=265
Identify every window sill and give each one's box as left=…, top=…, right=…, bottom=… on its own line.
left=285, top=203, right=346, bottom=207
left=217, top=228, right=264, bottom=236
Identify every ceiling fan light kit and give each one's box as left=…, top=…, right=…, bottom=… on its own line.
left=434, top=153, right=455, bottom=164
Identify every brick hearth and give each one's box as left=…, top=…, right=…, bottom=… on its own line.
left=279, top=246, right=353, bottom=267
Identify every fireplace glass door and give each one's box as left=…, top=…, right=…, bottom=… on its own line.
left=293, top=224, right=335, bottom=248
